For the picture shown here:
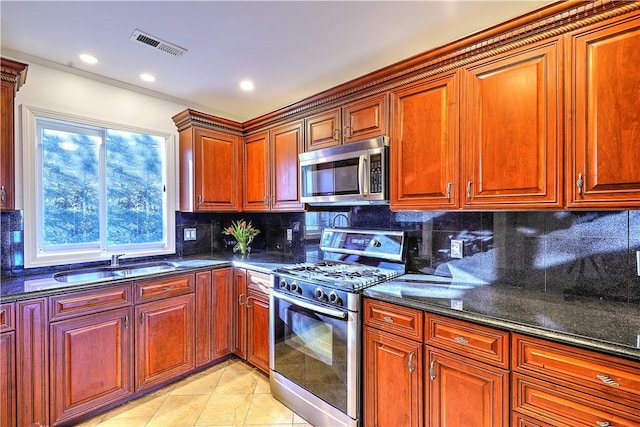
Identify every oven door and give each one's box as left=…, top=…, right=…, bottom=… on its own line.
left=270, top=290, right=359, bottom=418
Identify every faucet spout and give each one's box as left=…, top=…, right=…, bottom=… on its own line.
left=111, top=254, right=125, bottom=267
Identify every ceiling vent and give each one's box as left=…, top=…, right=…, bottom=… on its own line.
left=129, top=29, right=187, bottom=57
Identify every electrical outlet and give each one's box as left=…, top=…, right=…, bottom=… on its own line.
left=184, top=228, right=197, bottom=241
left=286, top=228, right=293, bottom=242
left=450, top=239, right=464, bottom=259
left=451, top=299, right=463, bottom=310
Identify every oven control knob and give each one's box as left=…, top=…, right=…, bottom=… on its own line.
left=314, top=288, right=328, bottom=301
left=279, top=279, right=289, bottom=291
left=372, top=239, right=382, bottom=248
left=290, top=281, right=301, bottom=294
left=328, top=291, right=342, bottom=306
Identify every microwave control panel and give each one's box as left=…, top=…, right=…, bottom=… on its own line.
left=370, top=153, right=383, bottom=193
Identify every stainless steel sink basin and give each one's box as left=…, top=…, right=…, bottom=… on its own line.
left=54, top=261, right=178, bottom=283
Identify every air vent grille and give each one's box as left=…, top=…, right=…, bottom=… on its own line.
left=130, top=29, right=187, bottom=57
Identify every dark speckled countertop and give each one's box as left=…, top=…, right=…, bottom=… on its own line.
left=365, top=274, right=640, bottom=361
left=0, top=252, right=300, bottom=302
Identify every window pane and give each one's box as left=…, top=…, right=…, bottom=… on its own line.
left=106, top=130, right=165, bottom=245
left=42, top=128, right=100, bottom=245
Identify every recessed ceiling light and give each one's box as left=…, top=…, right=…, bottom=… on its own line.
left=139, top=73, right=156, bottom=82
left=79, top=53, right=98, bottom=64
left=239, top=80, right=254, bottom=91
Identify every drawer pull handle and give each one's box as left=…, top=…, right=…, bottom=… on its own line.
left=454, top=336, right=468, bottom=345
left=596, top=422, right=612, bottom=427
left=382, top=316, right=394, bottom=323
left=238, top=293, right=245, bottom=306
left=246, top=296, right=253, bottom=309
left=596, top=375, right=619, bottom=386
left=577, top=173, right=584, bottom=195
left=87, top=298, right=99, bottom=305
left=163, top=286, right=172, bottom=291
left=408, top=352, right=415, bottom=373
left=429, top=359, right=436, bottom=380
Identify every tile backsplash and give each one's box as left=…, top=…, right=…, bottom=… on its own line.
left=3, top=207, right=640, bottom=305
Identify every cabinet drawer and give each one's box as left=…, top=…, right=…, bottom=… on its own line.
left=512, top=373, right=640, bottom=427
left=49, top=283, right=133, bottom=322
left=0, top=303, right=14, bottom=332
left=425, top=313, right=509, bottom=369
left=513, top=333, right=640, bottom=408
left=246, top=270, right=270, bottom=295
left=363, top=299, right=423, bottom=341
left=135, top=273, right=195, bottom=304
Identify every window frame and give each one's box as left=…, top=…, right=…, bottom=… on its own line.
left=22, top=105, right=176, bottom=268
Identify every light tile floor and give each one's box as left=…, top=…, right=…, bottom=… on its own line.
left=76, top=358, right=314, bottom=427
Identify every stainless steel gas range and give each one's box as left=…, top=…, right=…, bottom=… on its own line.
left=269, top=228, right=407, bottom=427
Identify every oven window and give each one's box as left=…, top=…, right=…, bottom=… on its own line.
left=301, top=158, right=360, bottom=197
left=273, top=298, right=350, bottom=413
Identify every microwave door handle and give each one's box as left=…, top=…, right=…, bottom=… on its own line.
left=359, top=155, right=369, bottom=196
left=272, top=290, right=348, bottom=319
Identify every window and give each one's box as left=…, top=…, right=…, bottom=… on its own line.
left=23, top=107, right=175, bottom=267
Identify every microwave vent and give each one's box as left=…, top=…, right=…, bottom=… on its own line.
left=129, top=29, right=187, bottom=57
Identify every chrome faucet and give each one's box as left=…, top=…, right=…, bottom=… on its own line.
left=332, top=213, right=349, bottom=227
left=111, top=254, right=125, bottom=267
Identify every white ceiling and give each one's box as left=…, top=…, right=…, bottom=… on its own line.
left=1, top=1, right=553, bottom=122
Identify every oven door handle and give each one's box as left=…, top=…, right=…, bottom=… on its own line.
left=272, top=290, right=348, bottom=319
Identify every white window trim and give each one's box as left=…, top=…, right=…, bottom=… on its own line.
left=22, top=105, right=176, bottom=268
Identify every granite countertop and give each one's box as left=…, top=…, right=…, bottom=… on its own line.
left=0, top=251, right=300, bottom=302
left=365, top=273, right=640, bottom=361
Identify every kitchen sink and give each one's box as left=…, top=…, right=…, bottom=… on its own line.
left=53, top=261, right=178, bottom=283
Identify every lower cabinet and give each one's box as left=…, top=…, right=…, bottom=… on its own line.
left=135, top=293, right=195, bottom=391
left=233, top=268, right=271, bottom=374
left=49, top=307, right=133, bottom=425
left=196, top=268, right=233, bottom=367
left=0, top=302, right=15, bottom=427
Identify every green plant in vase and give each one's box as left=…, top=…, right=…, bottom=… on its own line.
left=222, top=219, right=261, bottom=257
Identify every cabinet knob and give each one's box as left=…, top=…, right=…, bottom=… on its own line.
left=577, top=173, right=584, bottom=195
left=0, top=186, right=5, bottom=203
left=446, top=182, right=451, bottom=200
left=466, top=181, right=472, bottom=199
left=238, top=293, right=245, bottom=306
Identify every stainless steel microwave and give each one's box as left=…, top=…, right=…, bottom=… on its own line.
left=299, top=136, right=389, bottom=206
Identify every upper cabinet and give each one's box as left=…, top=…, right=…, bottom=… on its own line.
left=173, top=109, right=243, bottom=212
left=1, top=58, right=28, bottom=212
left=390, top=72, right=460, bottom=210
left=243, top=120, right=304, bottom=212
left=566, top=10, right=640, bottom=208
left=305, top=94, right=388, bottom=151
left=462, top=38, right=563, bottom=209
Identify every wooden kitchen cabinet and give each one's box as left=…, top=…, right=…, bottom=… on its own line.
left=49, top=307, right=133, bottom=425
left=135, top=292, right=195, bottom=391
left=16, top=298, right=49, bottom=427
left=512, top=333, right=640, bottom=425
left=390, top=72, right=460, bottom=210
left=305, top=93, right=388, bottom=151
left=363, top=327, right=423, bottom=427
left=0, top=303, right=15, bottom=427
left=363, top=299, right=423, bottom=427
left=196, top=268, right=234, bottom=366
left=243, top=120, right=304, bottom=212
left=233, top=268, right=271, bottom=374
left=566, top=10, right=640, bottom=208
left=173, top=109, right=243, bottom=212
left=462, top=38, right=562, bottom=209
left=0, top=57, right=28, bottom=211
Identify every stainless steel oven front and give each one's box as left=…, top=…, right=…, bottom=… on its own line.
left=270, top=286, right=360, bottom=427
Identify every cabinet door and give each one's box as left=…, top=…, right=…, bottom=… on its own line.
left=195, top=270, right=213, bottom=367
left=233, top=269, right=247, bottom=358
left=343, top=93, right=388, bottom=143
left=49, top=307, right=133, bottom=425
left=16, top=298, right=48, bottom=427
left=427, top=348, right=508, bottom=427
left=243, top=131, right=270, bottom=211
left=305, top=108, right=341, bottom=151
left=0, top=81, right=14, bottom=211
left=363, top=327, right=422, bottom=427
left=135, top=294, right=195, bottom=391
left=463, top=39, right=562, bottom=209
left=0, top=332, right=15, bottom=427
left=246, top=288, right=270, bottom=374
left=390, top=73, right=459, bottom=210
left=270, top=120, right=304, bottom=211
left=212, top=268, right=233, bottom=359
left=567, top=12, right=640, bottom=207
left=193, top=128, right=242, bottom=212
